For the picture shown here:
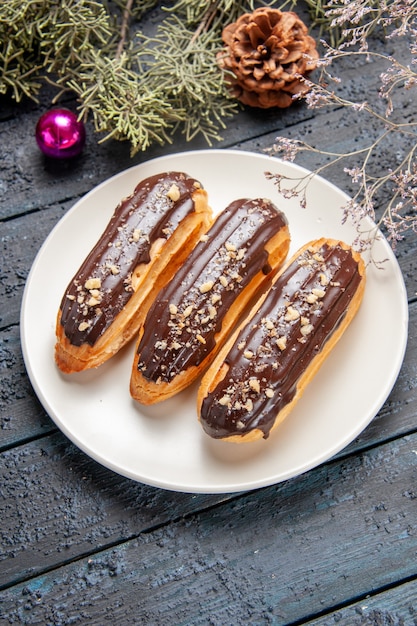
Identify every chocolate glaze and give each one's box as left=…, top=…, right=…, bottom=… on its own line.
left=137, top=198, right=288, bottom=382
left=200, top=242, right=363, bottom=440
left=59, top=172, right=202, bottom=346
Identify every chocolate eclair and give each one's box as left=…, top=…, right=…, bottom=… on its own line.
left=130, top=198, right=290, bottom=404
left=197, top=238, right=366, bottom=442
left=55, top=171, right=212, bottom=373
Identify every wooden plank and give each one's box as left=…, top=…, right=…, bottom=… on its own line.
left=308, top=579, right=417, bottom=625
left=0, top=431, right=236, bottom=589
left=0, top=112, right=139, bottom=221
left=0, top=100, right=314, bottom=221
left=1, top=432, right=417, bottom=624
left=0, top=203, right=71, bottom=330
left=0, top=324, right=55, bottom=451
left=0, top=326, right=56, bottom=452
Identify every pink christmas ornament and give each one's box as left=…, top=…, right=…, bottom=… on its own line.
left=35, top=108, right=86, bottom=159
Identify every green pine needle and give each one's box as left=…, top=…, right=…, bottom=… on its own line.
left=0, top=0, right=320, bottom=153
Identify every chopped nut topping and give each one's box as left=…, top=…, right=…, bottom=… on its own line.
left=231, top=271, right=242, bottom=283
left=264, top=318, right=275, bottom=330
left=211, top=293, right=221, bottom=305
left=166, top=183, right=180, bottom=202
left=319, top=272, right=329, bottom=286
left=124, top=274, right=133, bottom=292
left=183, top=305, right=194, bottom=318
left=244, top=399, right=253, bottom=412
left=169, top=303, right=178, bottom=315
left=284, top=306, right=300, bottom=321
left=312, top=288, right=326, bottom=298
left=249, top=379, right=260, bottom=393
left=132, top=229, right=141, bottom=242
left=237, top=341, right=245, bottom=350
left=66, top=294, right=75, bottom=301
left=300, top=324, right=314, bottom=336
left=196, top=334, right=206, bottom=344
left=225, top=242, right=236, bottom=252
left=219, top=395, right=231, bottom=406
left=85, top=277, right=101, bottom=290
left=306, top=293, right=318, bottom=304
left=244, top=350, right=254, bottom=359
left=78, top=321, right=90, bottom=332
left=276, top=336, right=287, bottom=351
left=219, top=276, right=228, bottom=288
left=87, top=296, right=101, bottom=307
left=199, top=280, right=214, bottom=294
left=208, top=305, right=217, bottom=319
left=265, top=388, right=274, bottom=398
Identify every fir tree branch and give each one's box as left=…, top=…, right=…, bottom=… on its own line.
left=0, top=0, right=309, bottom=152
left=136, top=14, right=238, bottom=146
left=116, top=0, right=134, bottom=60
left=64, top=50, right=181, bottom=154
left=190, top=1, right=219, bottom=44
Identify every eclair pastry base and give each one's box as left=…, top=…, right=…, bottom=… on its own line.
left=197, top=238, right=366, bottom=443
left=55, top=172, right=211, bottom=373
left=130, top=198, right=290, bottom=404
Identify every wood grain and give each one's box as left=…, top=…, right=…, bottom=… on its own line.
left=1, top=433, right=417, bottom=623
left=1, top=12, right=416, bottom=625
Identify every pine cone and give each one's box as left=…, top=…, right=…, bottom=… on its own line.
left=218, top=8, right=319, bottom=109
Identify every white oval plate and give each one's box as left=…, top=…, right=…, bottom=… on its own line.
left=20, top=150, right=408, bottom=493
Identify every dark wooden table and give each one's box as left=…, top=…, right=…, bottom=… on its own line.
left=1, top=13, right=417, bottom=625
